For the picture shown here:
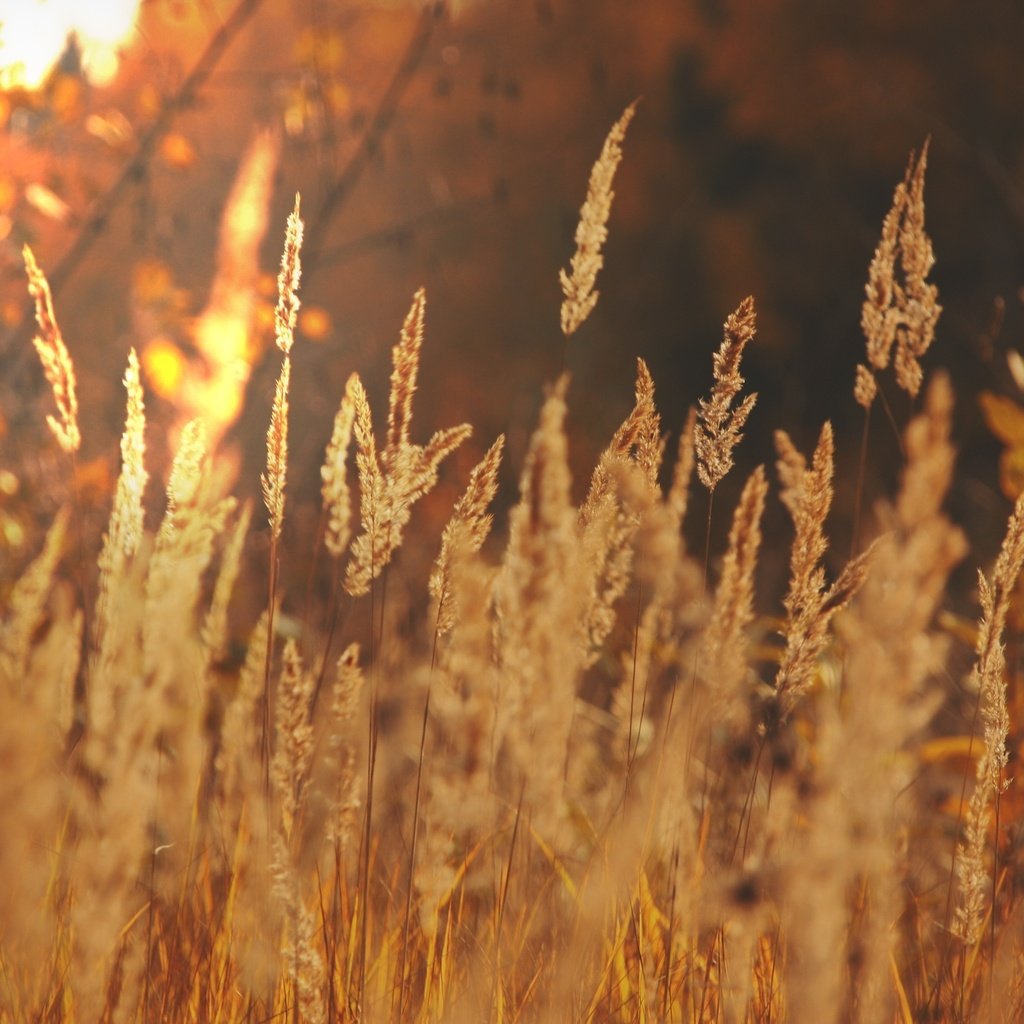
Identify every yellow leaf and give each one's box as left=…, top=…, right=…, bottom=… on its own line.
left=980, top=391, right=1024, bottom=447
left=1001, top=446, right=1024, bottom=500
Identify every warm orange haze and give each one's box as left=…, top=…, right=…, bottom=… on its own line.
left=2, top=2, right=1024, bottom=1022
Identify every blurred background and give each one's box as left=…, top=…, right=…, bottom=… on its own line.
left=3, top=0, right=1024, bottom=610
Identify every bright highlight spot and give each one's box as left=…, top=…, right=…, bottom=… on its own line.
left=0, top=0, right=141, bottom=91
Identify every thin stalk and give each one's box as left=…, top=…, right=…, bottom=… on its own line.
left=397, top=595, right=446, bottom=1018
left=490, top=783, right=526, bottom=1022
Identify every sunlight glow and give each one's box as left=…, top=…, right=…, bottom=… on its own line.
left=0, top=0, right=141, bottom=91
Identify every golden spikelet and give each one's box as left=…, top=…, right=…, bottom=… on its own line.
left=272, top=637, right=315, bottom=841
left=275, top=193, right=303, bottom=355
left=344, top=295, right=471, bottom=597
left=321, top=373, right=358, bottom=559
left=861, top=172, right=905, bottom=375
left=773, top=423, right=873, bottom=714
left=203, top=500, right=253, bottom=665
left=667, top=407, right=697, bottom=534
left=560, top=100, right=638, bottom=337
left=96, top=349, right=148, bottom=646
left=858, top=140, right=940, bottom=401
left=703, top=465, right=767, bottom=719
left=955, top=490, right=1024, bottom=943
left=0, top=507, right=69, bottom=683
left=853, top=362, right=878, bottom=410
left=262, top=356, right=291, bottom=541
left=695, top=297, right=758, bottom=491
left=325, top=643, right=363, bottom=848
left=386, top=288, right=426, bottom=460
left=894, top=140, right=941, bottom=397
left=577, top=360, right=661, bottom=664
left=430, top=433, right=505, bottom=636
left=23, top=245, right=80, bottom=453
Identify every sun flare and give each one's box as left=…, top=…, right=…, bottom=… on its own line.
left=0, top=0, right=141, bottom=91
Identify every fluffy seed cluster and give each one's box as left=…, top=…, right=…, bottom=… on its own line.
left=23, top=245, right=80, bottom=454
left=695, top=296, right=758, bottom=491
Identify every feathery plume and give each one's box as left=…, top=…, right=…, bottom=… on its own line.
left=321, top=374, right=358, bottom=559
left=275, top=193, right=303, bottom=355
left=894, top=140, right=940, bottom=397
left=272, top=638, right=316, bottom=840
left=773, top=424, right=873, bottom=714
left=323, top=644, right=363, bottom=849
left=667, top=407, right=697, bottom=534
left=853, top=363, right=878, bottom=410
left=858, top=140, right=940, bottom=401
left=344, top=295, right=471, bottom=596
left=23, top=245, right=80, bottom=453
left=386, top=288, right=426, bottom=460
left=703, top=465, right=767, bottom=720
left=203, top=500, right=253, bottom=665
left=0, top=507, right=69, bottom=683
left=695, top=297, right=758, bottom=491
left=955, top=490, right=1024, bottom=943
left=577, top=360, right=661, bottom=664
left=560, top=100, right=638, bottom=337
left=430, top=434, right=505, bottom=636
left=262, top=357, right=291, bottom=541
left=95, top=349, right=148, bottom=647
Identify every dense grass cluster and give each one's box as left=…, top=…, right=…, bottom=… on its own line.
left=3, top=108, right=1024, bottom=1023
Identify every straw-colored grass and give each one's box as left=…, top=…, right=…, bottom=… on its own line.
left=3, top=110, right=1024, bottom=1024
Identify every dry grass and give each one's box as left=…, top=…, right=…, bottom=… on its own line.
left=3, top=112, right=1024, bottom=1024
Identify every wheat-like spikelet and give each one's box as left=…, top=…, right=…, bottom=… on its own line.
left=203, top=500, right=253, bottom=665
left=345, top=294, right=472, bottom=596
left=262, top=356, right=291, bottom=541
left=853, top=362, right=878, bottom=409
left=893, top=140, right=941, bottom=397
left=95, top=348, right=147, bottom=651
left=275, top=193, right=303, bottom=355
left=321, top=373, right=358, bottom=558
left=695, top=296, right=758, bottom=491
left=324, top=643, right=363, bottom=848
left=954, top=490, right=1024, bottom=943
left=559, top=100, right=638, bottom=337
left=418, top=561, right=503, bottom=934
left=386, top=287, right=426, bottom=460
left=23, top=245, right=80, bottom=453
left=861, top=170, right=906, bottom=376
left=667, top=407, right=697, bottom=534
left=493, top=376, right=584, bottom=822
left=813, top=372, right=966, bottom=1020
left=217, top=609, right=270, bottom=807
left=857, top=141, right=940, bottom=402
left=702, top=465, right=767, bottom=721
left=344, top=373, right=385, bottom=596
left=576, top=360, right=662, bottom=666
left=0, top=506, right=69, bottom=683
left=430, top=433, right=505, bottom=637
left=773, top=424, right=873, bottom=715
left=272, top=637, right=316, bottom=841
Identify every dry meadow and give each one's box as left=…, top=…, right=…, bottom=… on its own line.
left=2, top=104, right=1023, bottom=1023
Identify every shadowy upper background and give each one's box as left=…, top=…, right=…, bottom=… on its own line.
left=3, top=0, right=1024, bottom=608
